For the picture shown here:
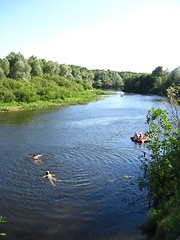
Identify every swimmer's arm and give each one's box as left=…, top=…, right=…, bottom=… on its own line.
left=38, top=154, right=43, bottom=157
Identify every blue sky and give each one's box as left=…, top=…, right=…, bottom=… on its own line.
left=1, top=0, right=180, bottom=72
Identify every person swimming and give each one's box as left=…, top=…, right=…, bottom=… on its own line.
left=33, top=153, right=43, bottom=165
left=33, top=153, right=43, bottom=160
left=42, top=170, right=61, bottom=187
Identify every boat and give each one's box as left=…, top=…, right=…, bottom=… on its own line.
left=130, top=136, right=149, bottom=143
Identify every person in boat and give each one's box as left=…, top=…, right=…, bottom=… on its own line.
left=42, top=170, right=61, bottom=187
left=138, top=132, right=143, bottom=141
left=143, top=134, right=148, bottom=140
left=33, top=153, right=43, bottom=165
left=132, top=132, right=139, bottom=140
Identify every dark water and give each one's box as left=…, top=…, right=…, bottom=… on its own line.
left=0, top=93, right=166, bottom=240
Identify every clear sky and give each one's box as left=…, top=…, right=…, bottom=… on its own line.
left=1, top=0, right=180, bottom=73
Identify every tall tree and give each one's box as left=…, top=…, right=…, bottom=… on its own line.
left=167, top=67, right=180, bottom=87
left=12, top=59, right=31, bottom=80
left=0, top=59, right=10, bottom=77
left=70, top=65, right=82, bottom=80
left=28, top=56, right=43, bottom=77
left=152, top=66, right=168, bottom=95
left=6, top=52, right=31, bottom=80
left=44, top=61, right=60, bottom=76
left=60, top=64, right=73, bottom=80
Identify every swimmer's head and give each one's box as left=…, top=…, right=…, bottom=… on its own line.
left=46, top=171, right=50, bottom=175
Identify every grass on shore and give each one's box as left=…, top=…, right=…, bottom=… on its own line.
left=0, top=89, right=109, bottom=112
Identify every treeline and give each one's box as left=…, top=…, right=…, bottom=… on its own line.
left=122, top=67, right=180, bottom=95
left=0, top=52, right=180, bottom=103
left=0, top=52, right=124, bottom=93
left=0, top=52, right=107, bottom=107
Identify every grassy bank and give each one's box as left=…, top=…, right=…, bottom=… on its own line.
left=0, top=89, right=107, bottom=112
left=0, top=76, right=109, bottom=112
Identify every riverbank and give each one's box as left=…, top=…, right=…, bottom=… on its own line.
left=0, top=89, right=108, bottom=112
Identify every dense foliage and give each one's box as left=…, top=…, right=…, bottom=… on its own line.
left=0, top=75, right=108, bottom=111
left=0, top=52, right=180, bottom=101
left=0, top=52, right=124, bottom=91
left=140, top=85, right=180, bottom=239
left=0, top=53, right=108, bottom=110
left=123, top=66, right=180, bottom=95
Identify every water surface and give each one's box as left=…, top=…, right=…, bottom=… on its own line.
left=0, top=93, right=166, bottom=240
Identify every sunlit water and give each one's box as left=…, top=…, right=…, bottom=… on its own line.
left=0, top=93, right=166, bottom=240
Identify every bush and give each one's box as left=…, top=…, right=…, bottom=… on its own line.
left=0, top=85, right=15, bottom=102
left=14, top=81, right=39, bottom=102
left=140, top=85, right=180, bottom=239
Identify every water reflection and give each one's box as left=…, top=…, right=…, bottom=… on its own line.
left=0, top=110, right=54, bottom=125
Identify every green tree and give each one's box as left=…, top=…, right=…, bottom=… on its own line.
left=0, top=58, right=10, bottom=77
left=93, top=79, right=102, bottom=89
left=43, top=61, right=60, bottom=76
left=6, top=52, right=31, bottom=80
left=114, top=74, right=124, bottom=90
left=108, top=70, right=124, bottom=90
left=12, top=59, right=31, bottom=80
left=70, top=65, right=82, bottom=80
left=152, top=66, right=165, bottom=77
left=93, top=70, right=112, bottom=89
left=152, top=66, right=168, bottom=95
left=0, top=67, right=5, bottom=79
left=60, top=64, right=73, bottom=79
left=6, top=51, right=16, bottom=78
left=123, top=75, right=137, bottom=93
left=28, top=56, right=43, bottom=77
left=166, top=67, right=180, bottom=88
left=140, top=85, right=180, bottom=239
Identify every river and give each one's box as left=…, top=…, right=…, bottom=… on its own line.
left=0, top=93, right=166, bottom=240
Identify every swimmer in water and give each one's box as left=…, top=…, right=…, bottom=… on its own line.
left=42, top=170, right=61, bottom=187
left=33, top=153, right=43, bottom=165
